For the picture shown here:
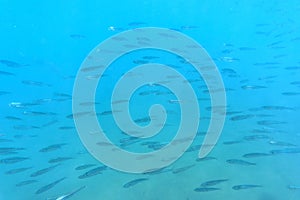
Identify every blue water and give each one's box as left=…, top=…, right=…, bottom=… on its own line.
left=1, top=0, right=300, bottom=199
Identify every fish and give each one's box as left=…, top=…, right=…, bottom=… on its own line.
left=80, top=66, right=104, bottom=72
left=239, top=47, right=256, bottom=51
left=78, top=166, right=107, bottom=179
left=139, top=90, right=159, bottom=96
left=291, top=37, right=300, bottom=41
left=223, top=140, right=243, bottom=145
left=222, top=49, right=234, bottom=54
left=16, top=180, right=38, bottom=187
left=30, top=164, right=60, bottom=177
left=75, top=164, right=96, bottom=170
left=201, top=179, right=229, bottom=187
left=133, top=60, right=149, bottom=64
left=128, top=22, right=147, bottom=26
left=0, top=59, right=25, bottom=67
left=142, top=56, right=160, bottom=60
left=232, top=184, right=262, bottom=190
left=5, top=167, right=32, bottom=175
left=66, top=111, right=91, bottom=119
left=13, top=125, right=40, bottom=130
left=290, top=81, right=300, bottom=85
left=5, top=116, right=22, bottom=121
left=39, top=144, right=67, bottom=152
left=134, top=117, right=151, bottom=123
left=0, top=138, right=13, bottom=143
left=123, top=178, right=149, bottom=188
left=0, top=70, right=15, bottom=76
left=241, top=85, right=267, bottom=90
left=251, top=128, right=274, bottom=133
left=221, top=68, right=237, bottom=74
left=58, top=126, right=75, bottom=130
left=226, top=159, right=256, bottom=166
left=220, top=56, right=240, bottom=62
left=0, top=156, right=29, bottom=164
left=23, top=111, right=56, bottom=116
left=258, top=75, right=277, bottom=80
left=261, top=106, right=295, bottom=111
left=119, top=137, right=140, bottom=146
left=22, top=80, right=52, bottom=87
left=47, top=186, right=86, bottom=200
left=285, top=66, right=300, bottom=70
left=230, top=114, right=254, bottom=121
left=48, top=157, right=73, bottom=163
left=0, top=147, right=25, bottom=154
left=147, top=143, right=166, bottom=150
left=282, top=92, right=300, bottom=96
left=195, top=157, right=217, bottom=162
left=9, top=101, right=42, bottom=108
left=243, top=153, right=271, bottom=158
left=35, top=177, right=66, bottom=194
left=273, top=54, right=287, bottom=59
left=194, top=187, right=220, bottom=192
left=243, top=135, right=270, bottom=141
left=42, top=120, right=59, bottom=127
left=270, top=148, right=300, bottom=155
left=267, top=41, right=284, bottom=47
left=142, top=167, right=171, bottom=175
left=172, top=164, right=195, bottom=174
left=186, top=145, right=201, bottom=152
left=120, top=140, right=141, bottom=148
left=111, top=100, right=128, bottom=105
left=70, top=34, right=86, bottom=39
left=287, top=185, right=300, bottom=190
left=257, top=120, right=286, bottom=125
left=98, top=111, right=113, bottom=116
left=107, top=26, right=125, bottom=31
left=0, top=91, right=10, bottom=95
left=268, top=140, right=297, bottom=147
left=96, top=142, right=113, bottom=147
left=54, top=92, right=72, bottom=98
left=140, top=141, right=160, bottom=146
left=253, top=62, right=279, bottom=66
left=180, top=25, right=199, bottom=30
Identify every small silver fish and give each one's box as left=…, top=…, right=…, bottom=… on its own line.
left=16, top=180, right=37, bottom=187
left=226, top=159, right=256, bottom=166
left=201, top=179, right=229, bottom=187
left=39, top=144, right=67, bottom=152
left=230, top=114, right=254, bottom=121
left=243, top=153, right=271, bottom=158
left=287, top=185, right=300, bottom=190
left=172, top=164, right=195, bottom=174
left=75, top=164, right=96, bottom=171
left=194, top=187, right=220, bottom=192
left=0, top=70, right=15, bottom=76
left=123, top=178, right=148, bottom=188
left=0, top=59, right=25, bottom=67
left=78, top=166, right=107, bottom=179
left=0, top=156, right=29, bottom=164
left=195, top=157, right=217, bottom=162
left=232, top=184, right=262, bottom=190
left=30, top=164, right=60, bottom=177
left=270, top=148, right=300, bottom=155
left=0, top=91, right=10, bottom=95
left=5, top=167, right=32, bottom=175
left=35, top=177, right=66, bottom=194
left=48, top=157, right=73, bottom=163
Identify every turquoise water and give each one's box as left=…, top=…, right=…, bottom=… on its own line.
left=1, top=0, right=300, bottom=199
